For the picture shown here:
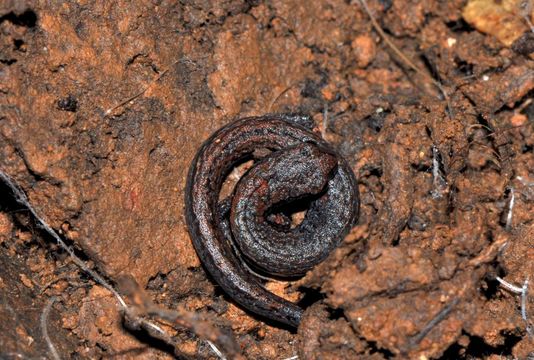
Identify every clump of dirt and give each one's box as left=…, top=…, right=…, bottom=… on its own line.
left=1, top=0, right=533, bottom=359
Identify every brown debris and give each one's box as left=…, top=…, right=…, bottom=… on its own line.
left=1, top=0, right=534, bottom=358
left=463, top=0, right=533, bottom=46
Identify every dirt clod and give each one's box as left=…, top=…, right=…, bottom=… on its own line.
left=1, top=0, right=533, bottom=358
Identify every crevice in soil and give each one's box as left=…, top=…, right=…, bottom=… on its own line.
left=440, top=331, right=523, bottom=359
left=0, top=9, right=38, bottom=28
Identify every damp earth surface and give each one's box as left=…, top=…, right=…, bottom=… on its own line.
left=0, top=0, right=533, bottom=359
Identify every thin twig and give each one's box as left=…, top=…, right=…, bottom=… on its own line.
left=267, top=85, right=295, bottom=113
left=0, top=171, right=127, bottom=309
left=516, top=97, right=533, bottom=113
left=357, top=0, right=451, bottom=108
left=121, top=308, right=185, bottom=357
left=445, top=124, right=534, bottom=174
left=496, top=276, right=531, bottom=334
left=206, top=340, right=227, bottom=360
left=521, top=278, right=530, bottom=322
left=144, top=304, right=236, bottom=356
left=467, top=234, right=509, bottom=267
left=104, top=58, right=199, bottom=116
left=41, top=297, right=61, bottom=360
left=505, top=187, right=515, bottom=230
left=431, top=145, right=447, bottom=199
left=0, top=170, right=231, bottom=359
left=466, top=123, right=496, bottom=134
left=409, top=297, right=460, bottom=346
left=497, top=276, right=524, bottom=294
left=105, top=70, right=170, bottom=116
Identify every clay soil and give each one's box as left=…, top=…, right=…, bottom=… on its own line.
left=1, top=1, right=533, bottom=359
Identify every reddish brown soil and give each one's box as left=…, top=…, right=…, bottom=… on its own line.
left=1, top=1, right=533, bottom=359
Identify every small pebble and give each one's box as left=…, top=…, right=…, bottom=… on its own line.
left=510, top=113, right=527, bottom=127
left=351, top=34, right=376, bottom=68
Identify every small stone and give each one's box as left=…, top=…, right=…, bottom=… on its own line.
left=510, top=113, right=527, bottom=126
left=351, top=34, right=376, bottom=68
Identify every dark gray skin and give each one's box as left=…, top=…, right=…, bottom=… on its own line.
left=231, top=143, right=348, bottom=277
left=185, top=115, right=359, bottom=328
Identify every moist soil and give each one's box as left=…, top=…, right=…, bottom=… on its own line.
left=1, top=1, right=533, bottom=359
